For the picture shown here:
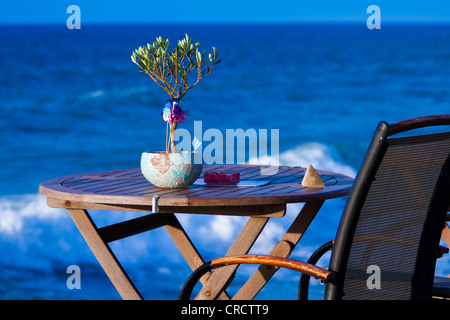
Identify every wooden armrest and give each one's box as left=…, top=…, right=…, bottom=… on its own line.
left=211, top=254, right=335, bottom=283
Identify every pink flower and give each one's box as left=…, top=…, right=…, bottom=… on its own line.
left=162, top=98, right=187, bottom=124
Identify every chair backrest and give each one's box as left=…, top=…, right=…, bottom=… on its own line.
left=326, top=115, right=450, bottom=300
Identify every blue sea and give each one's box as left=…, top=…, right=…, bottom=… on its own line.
left=1, top=23, right=449, bottom=300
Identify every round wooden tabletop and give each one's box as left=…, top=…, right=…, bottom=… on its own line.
left=39, top=165, right=354, bottom=208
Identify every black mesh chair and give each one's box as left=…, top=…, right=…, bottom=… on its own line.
left=179, top=115, right=450, bottom=300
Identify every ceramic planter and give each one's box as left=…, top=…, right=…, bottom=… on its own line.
left=141, top=151, right=202, bottom=188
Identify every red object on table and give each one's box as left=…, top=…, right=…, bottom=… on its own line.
left=204, top=171, right=240, bottom=185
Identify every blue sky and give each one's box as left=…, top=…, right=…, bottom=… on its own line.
left=0, top=0, right=449, bottom=24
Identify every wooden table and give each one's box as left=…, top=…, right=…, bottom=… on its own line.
left=39, top=165, right=353, bottom=300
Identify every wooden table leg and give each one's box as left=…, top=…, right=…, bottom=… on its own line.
left=232, top=200, right=325, bottom=300
left=164, top=213, right=206, bottom=272
left=196, top=216, right=270, bottom=300
left=163, top=213, right=232, bottom=298
left=67, top=209, right=143, bottom=300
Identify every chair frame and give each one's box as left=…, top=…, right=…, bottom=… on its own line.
left=179, top=115, right=450, bottom=300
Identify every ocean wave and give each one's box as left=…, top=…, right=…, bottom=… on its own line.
left=0, top=194, right=64, bottom=235
left=249, top=142, right=357, bottom=178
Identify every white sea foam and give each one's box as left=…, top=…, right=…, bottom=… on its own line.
left=88, top=90, right=104, bottom=98
left=0, top=194, right=64, bottom=235
left=249, top=142, right=357, bottom=178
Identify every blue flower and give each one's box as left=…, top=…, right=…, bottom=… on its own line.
left=161, top=98, right=186, bottom=124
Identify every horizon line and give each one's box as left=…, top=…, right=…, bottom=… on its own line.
left=1, top=19, right=450, bottom=26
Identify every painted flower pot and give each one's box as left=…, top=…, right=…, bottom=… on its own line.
left=141, top=151, right=202, bottom=188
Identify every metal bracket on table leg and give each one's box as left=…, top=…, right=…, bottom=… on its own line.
left=152, top=196, right=159, bottom=214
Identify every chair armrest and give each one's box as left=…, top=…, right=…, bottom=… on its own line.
left=212, top=254, right=335, bottom=283
left=179, top=254, right=335, bottom=300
